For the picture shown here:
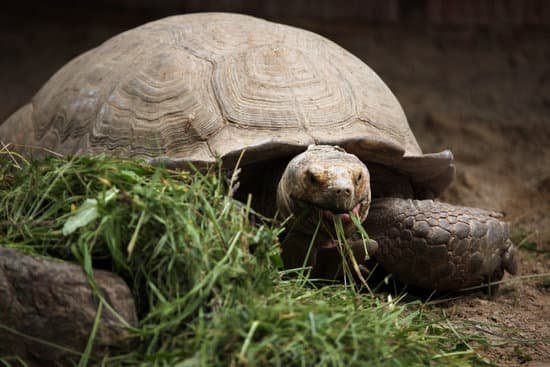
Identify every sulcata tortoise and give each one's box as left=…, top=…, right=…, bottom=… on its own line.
left=0, top=13, right=517, bottom=292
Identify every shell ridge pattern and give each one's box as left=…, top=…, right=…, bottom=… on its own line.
left=288, top=32, right=357, bottom=130
left=90, top=39, right=220, bottom=159
left=156, top=29, right=241, bottom=153
left=213, top=42, right=355, bottom=132
left=147, top=28, right=229, bottom=145
left=82, top=30, right=164, bottom=151
left=9, top=13, right=436, bottom=170
left=32, top=51, right=101, bottom=144
left=91, top=44, right=163, bottom=154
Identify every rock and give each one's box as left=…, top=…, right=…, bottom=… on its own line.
left=0, top=248, right=137, bottom=366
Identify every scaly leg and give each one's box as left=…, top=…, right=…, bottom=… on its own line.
left=364, top=198, right=517, bottom=291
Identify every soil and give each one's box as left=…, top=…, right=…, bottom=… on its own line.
left=1, top=13, right=548, bottom=366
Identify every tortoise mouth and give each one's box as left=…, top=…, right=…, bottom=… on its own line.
left=321, top=202, right=362, bottom=225
left=291, top=197, right=370, bottom=234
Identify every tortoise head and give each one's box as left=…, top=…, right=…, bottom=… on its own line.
left=276, top=145, right=371, bottom=235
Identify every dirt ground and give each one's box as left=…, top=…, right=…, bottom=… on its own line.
left=1, top=14, right=548, bottom=366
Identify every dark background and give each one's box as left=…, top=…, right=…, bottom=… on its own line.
left=1, top=1, right=549, bottom=364
left=2, top=0, right=550, bottom=122
left=2, top=0, right=550, bottom=121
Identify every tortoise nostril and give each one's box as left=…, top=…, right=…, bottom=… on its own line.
left=335, top=188, right=351, bottom=196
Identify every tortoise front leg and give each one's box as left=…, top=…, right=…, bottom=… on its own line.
left=281, top=230, right=378, bottom=280
left=364, top=198, right=517, bottom=291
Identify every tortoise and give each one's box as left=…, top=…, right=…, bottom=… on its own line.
left=0, top=12, right=517, bottom=292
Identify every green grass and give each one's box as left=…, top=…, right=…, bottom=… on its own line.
left=511, top=229, right=549, bottom=258
left=0, top=155, right=483, bottom=366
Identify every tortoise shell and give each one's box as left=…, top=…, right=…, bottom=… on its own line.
left=0, top=13, right=454, bottom=196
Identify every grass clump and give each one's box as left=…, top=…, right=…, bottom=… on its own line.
left=0, top=155, right=478, bottom=366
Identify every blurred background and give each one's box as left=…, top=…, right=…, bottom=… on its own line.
left=1, top=1, right=549, bottom=364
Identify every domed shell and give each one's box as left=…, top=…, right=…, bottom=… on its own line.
left=0, top=12, right=454, bottom=196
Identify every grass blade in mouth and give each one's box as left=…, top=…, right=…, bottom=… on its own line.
left=332, top=216, right=372, bottom=294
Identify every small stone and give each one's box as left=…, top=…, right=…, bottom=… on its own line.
left=448, top=215, right=457, bottom=224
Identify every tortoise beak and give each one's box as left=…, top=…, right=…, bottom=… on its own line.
left=320, top=200, right=369, bottom=231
